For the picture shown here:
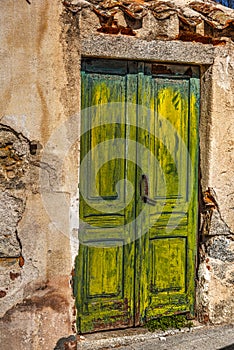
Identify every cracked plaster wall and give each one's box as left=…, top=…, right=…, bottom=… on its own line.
left=0, top=1, right=80, bottom=349
left=197, top=44, right=234, bottom=324
left=0, top=0, right=233, bottom=349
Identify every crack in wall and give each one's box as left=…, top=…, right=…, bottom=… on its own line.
left=197, top=185, right=234, bottom=323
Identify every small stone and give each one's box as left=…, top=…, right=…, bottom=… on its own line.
left=0, top=290, right=7, bottom=298
left=7, top=170, right=16, bottom=179
left=71, top=0, right=90, bottom=6
left=19, top=256, right=25, bottom=267
left=159, top=336, right=167, bottom=341
left=10, top=271, right=21, bottom=280
left=70, top=0, right=90, bottom=8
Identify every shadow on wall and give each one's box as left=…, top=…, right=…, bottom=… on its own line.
left=218, top=344, right=234, bottom=350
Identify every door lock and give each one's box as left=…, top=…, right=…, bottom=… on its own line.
left=140, top=174, right=157, bottom=206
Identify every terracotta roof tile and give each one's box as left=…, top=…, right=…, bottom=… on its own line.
left=64, top=0, right=234, bottom=42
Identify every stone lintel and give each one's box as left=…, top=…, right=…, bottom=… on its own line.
left=81, top=34, right=215, bottom=65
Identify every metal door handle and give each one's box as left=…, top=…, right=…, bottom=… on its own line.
left=140, top=174, right=157, bottom=206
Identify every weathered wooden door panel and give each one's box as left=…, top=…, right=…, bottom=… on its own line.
left=135, top=70, right=199, bottom=323
left=77, top=60, right=137, bottom=333
left=76, top=59, right=199, bottom=333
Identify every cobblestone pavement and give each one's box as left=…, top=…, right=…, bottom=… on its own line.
left=77, top=324, right=234, bottom=350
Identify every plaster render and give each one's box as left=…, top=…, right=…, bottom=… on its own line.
left=210, top=47, right=234, bottom=232
left=0, top=0, right=233, bottom=348
left=196, top=44, right=234, bottom=324
left=0, top=0, right=79, bottom=348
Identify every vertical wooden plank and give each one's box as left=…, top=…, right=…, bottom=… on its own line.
left=186, top=76, right=200, bottom=314
left=124, top=67, right=138, bottom=326
left=135, top=69, right=155, bottom=324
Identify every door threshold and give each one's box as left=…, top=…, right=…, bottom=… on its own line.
left=76, top=322, right=203, bottom=349
left=79, top=326, right=149, bottom=340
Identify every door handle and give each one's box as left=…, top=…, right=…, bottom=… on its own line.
left=140, top=174, right=157, bottom=206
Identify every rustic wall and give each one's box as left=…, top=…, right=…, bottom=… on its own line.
left=0, top=0, right=80, bottom=349
left=0, top=0, right=233, bottom=348
left=197, top=43, right=234, bottom=324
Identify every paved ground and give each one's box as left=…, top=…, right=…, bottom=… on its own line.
left=77, top=324, right=234, bottom=350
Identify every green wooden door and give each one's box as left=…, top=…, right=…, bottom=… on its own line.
left=75, top=59, right=199, bottom=333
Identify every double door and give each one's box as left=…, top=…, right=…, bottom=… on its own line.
left=75, top=59, right=199, bottom=333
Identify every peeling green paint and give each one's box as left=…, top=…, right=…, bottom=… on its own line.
left=75, top=59, right=200, bottom=333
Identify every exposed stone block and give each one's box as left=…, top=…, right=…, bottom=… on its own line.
left=0, top=192, right=25, bottom=257
left=0, top=125, right=30, bottom=189
left=0, top=125, right=32, bottom=258
left=207, top=236, right=234, bottom=262
left=209, top=210, right=232, bottom=236
left=80, top=8, right=100, bottom=37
